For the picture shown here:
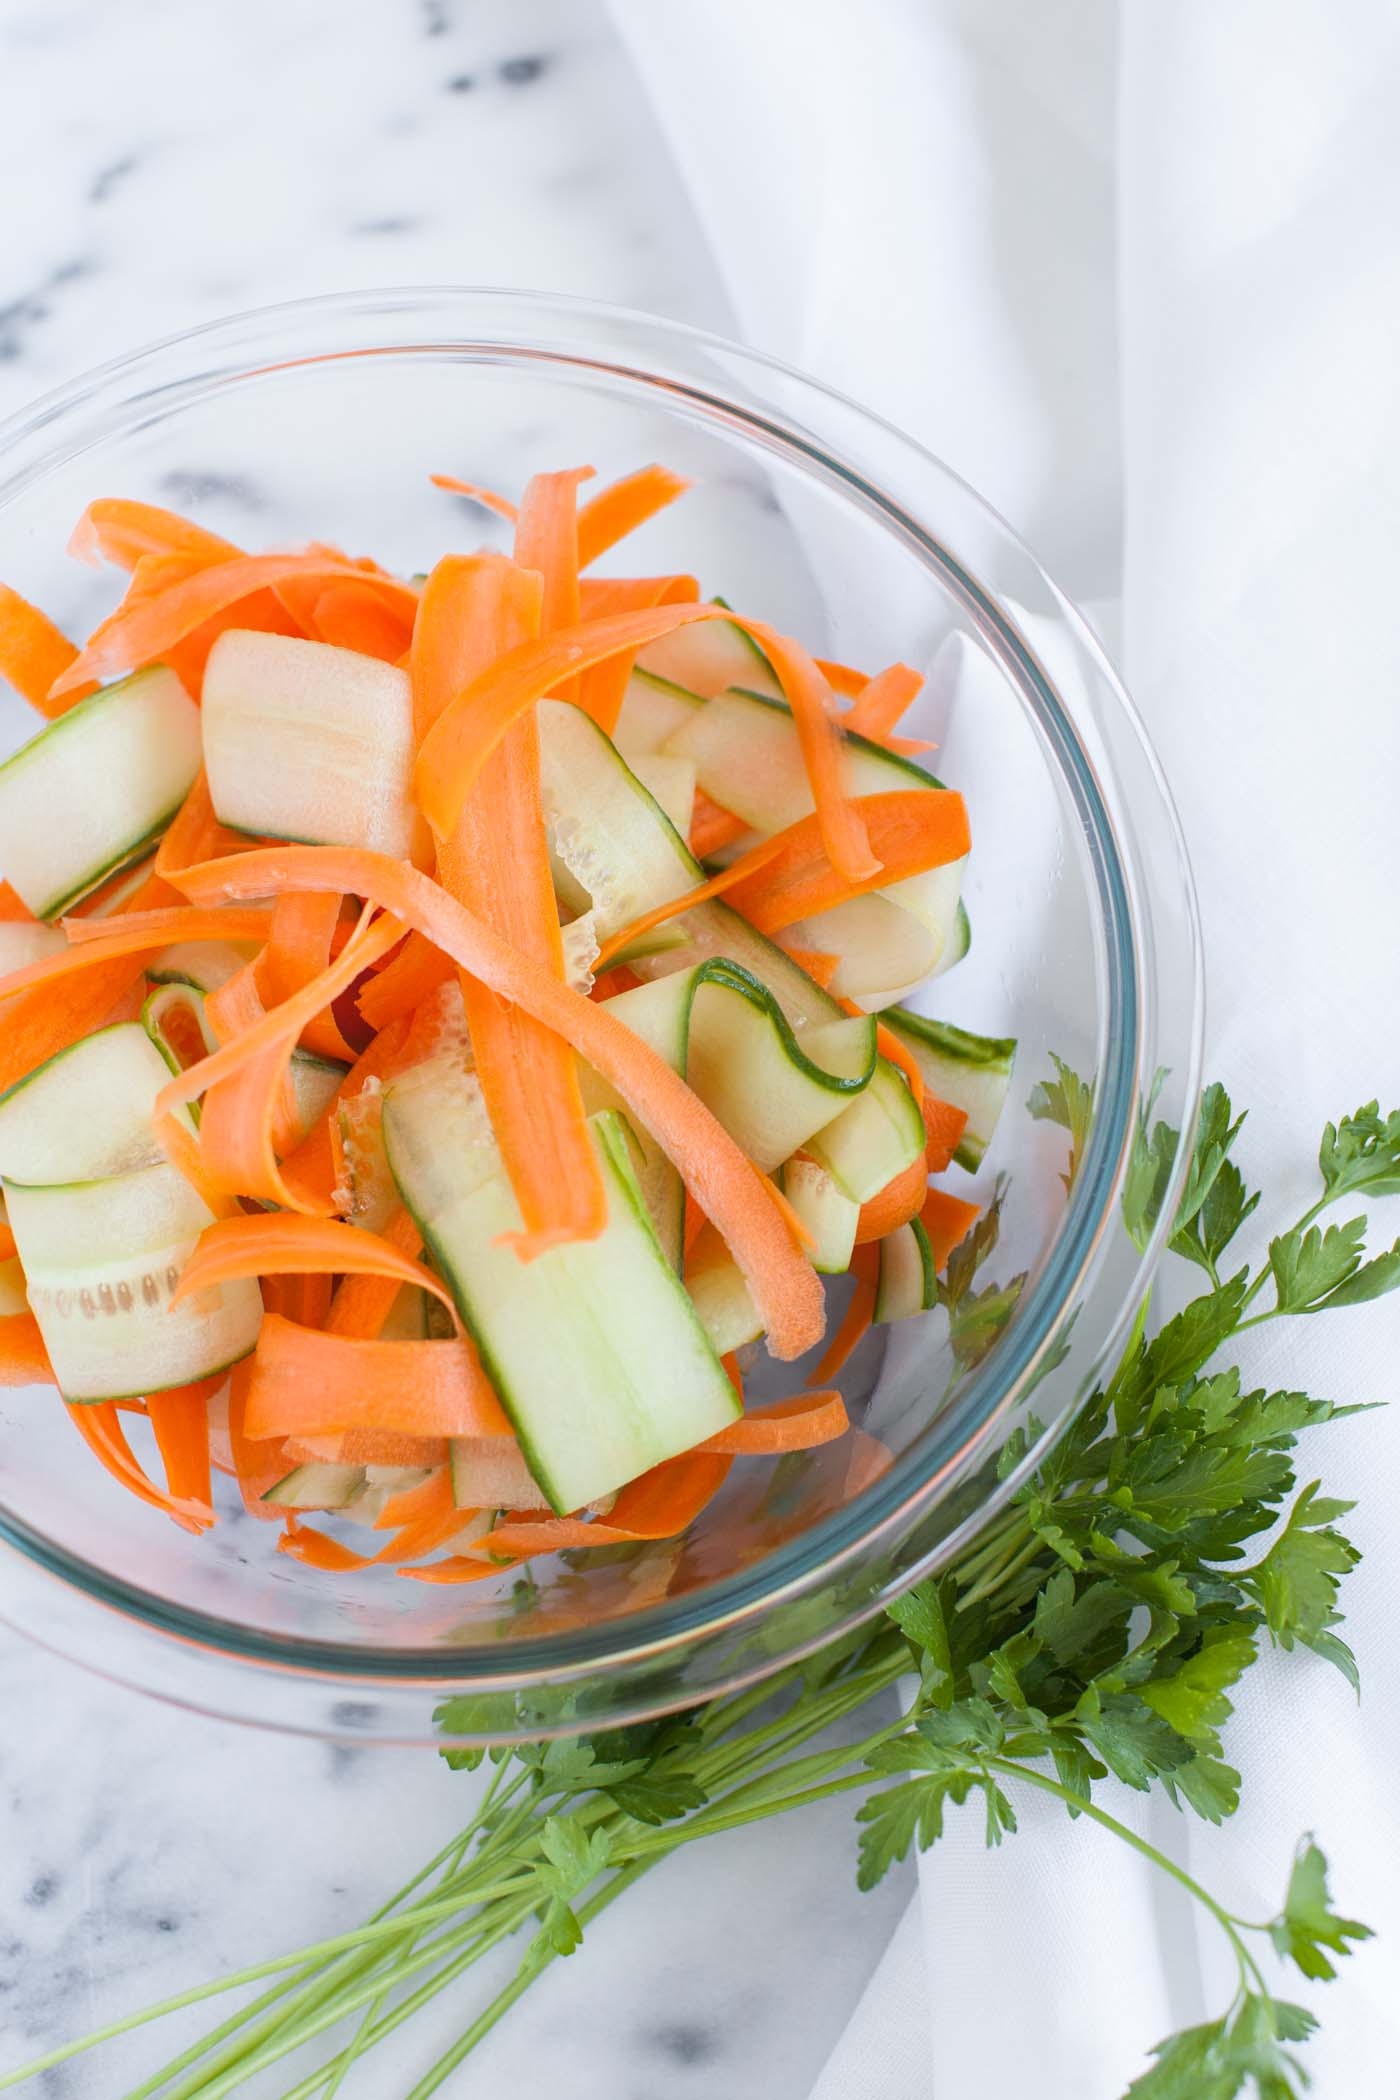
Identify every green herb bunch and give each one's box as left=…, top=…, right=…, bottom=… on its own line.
left=5, top=1086, right=1396, bottom=2100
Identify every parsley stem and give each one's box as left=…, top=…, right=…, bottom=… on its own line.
left=984, top=1759, right=1268, bottom=1998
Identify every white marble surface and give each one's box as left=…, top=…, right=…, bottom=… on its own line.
left=0, top=1, right=911, bottom=2091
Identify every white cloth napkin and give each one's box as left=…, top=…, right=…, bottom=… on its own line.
left=607, top=2, right=1400, bottom=2091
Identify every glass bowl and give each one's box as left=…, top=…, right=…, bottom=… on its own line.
left=0, top=289, right=1202, bottom=1746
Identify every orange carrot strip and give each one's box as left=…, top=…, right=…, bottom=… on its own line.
left=844, top=1428, right=895, bottom=1496
left=513, top=466, right=593, bottom=639
left=356, top=932, right=453, bottom=1030
left=0, top=1220, right=16, bottom=1262
left=689, top=790, right=748, bottom=860
left=459, top=1449, right=731, bottom=1562
left=227, top=1358, right=292, bottom=1518
left=854, top=1156, right=929, bottom=1244
left=410, top=553, right=544, bottom=744
left=68, top=498, right=238, bottom=571
left=815, top=657, right=869, bottom=698
left=723, top=789, right=968, bottom=935
left=285, top=1428, right=447, bottom=1469
left=0, top=882, right=33, bottom=922
left=871, top=1017, right=924, bottom=1108
left=412, top=602, right=878, bottom=885
left=0, top=1312, right=54, bottom=1387
left=576, top=571, right=700, bottom=733
left=424, top=554, right=607, bottom=1259
left=49, top=554, right=419, bottom=697
left=921, top=1093, right=969, bottom=1175
left=702, top=1389, right=850, bottom=1455
left=65, top=1402, right=212, bottom=1531
left=38, top=905, right=274, bottom=964
left=160, top=908, right=402, bottom=1210
left=258, top=890, right=355, bottom=1061
left=814, top=1272, right=876, bottom=1382
left=429, top=473, right=519, bottom=523
left=153, top=771, right=256, bottom=893
left=246, top=1313, right=509, bottom=1440
left=921, top=1187, right=981, bottom=1271
left=263, top=1272, right=335, bottom=1332
left=843, top=663, right=924, bottom=740
left=323, top=1209, right=423, bottom=1340
left=375, top=1466, right=455, bottom=1533
left=174, top=1215, right=458, bottom=1331
left=174, top=846, right=825, bottom=1361
left=776, top=942, right=841, bottom=989
left=0, top=584, right=93, bottom=716
left=0, top=883, right=215, bottom=1097
left=393, top=1551, right=505, bottom=1586
left=312, top=582, right=413, bottom=661
left=146, top=1376, right=220, bottom=1510
left=278, top=1016, right=410, bottom=1213
left=576, top=464, right=691, bottom=568
left=204, top=960, right=303, bottom=1164
left=598, top=789, right=968, bottom=967
left=276, top=1519, right=375, bottom=1572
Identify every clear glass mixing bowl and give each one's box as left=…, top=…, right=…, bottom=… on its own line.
left=0, top=290, right=1202, bottom=1746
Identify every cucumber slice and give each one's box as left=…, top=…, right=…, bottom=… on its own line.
left=290, top=1053, right=348, bottom=1134
left=0, top=921, right=66, bottom=974
left=779, top=1159, right=859, bottom=1274
left=537, top=698, right=699, bottom=938
left=665, top=685, right=968, bottom=964
left=636, top=606, right=783, bottom=699
left=880, top=1011, right=1016, bottom=1170
left=148, top=939, right=256, bottom=995
left=685, top=1235, right=764, bottom=1355
left=806, top=1057, right=926, bottom=1204
left=0, top=666, right=200, bottom=920
left=451, top=1436, right=553, bottom=1514
left=600, top=958, right=874, bottom=1173
left=264, top=1462, right=367, bottom=1510
left=5, top=1161, right=263, bottom=1400
left=383, top=1080, right=739, bottom=1514
left=0, top=1022, right=194, bottom=1185
left=629, top=753, right=696, bottom=838
left=613, top=668, right=705, bottom=757
left=792, top=893, right=941, bottom=1012
left=874, top=1218, right=937, bottom=1323
left=202, top=630, right=418, bottom=856
left=139, top=981, right=344, bottom=1144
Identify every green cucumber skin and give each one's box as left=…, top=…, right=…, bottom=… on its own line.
left=725, top=685, right=949, bottom=793
left=34, top=809, right=181, bottom=924
left=882, top=1007, right=1017, bottom=1170
left=60, top=1338, right=256, bottom=1406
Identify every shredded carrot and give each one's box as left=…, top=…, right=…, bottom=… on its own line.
left=920, top=1187, right=982, bottom=1271
left=702, top=1389, right=849, bottom=1454
left=158, top=906, right=402, bottom=1210
left=776, top=942, right=841, bottom=989
left=576, top=571, right=700, bottom=731
left=0, top=584, right=93, bottom=716
left=871, top=1017, right=924, bottom=1107
left=429, top=473, right=519, bottom=523
left=322, top=1209, right=423, bottom=1339
left=814, top=1271, right=877, bottom=1382
left=689, top=790, right=748, bottom=860
left=597, top=789, right=968, bottom=968
left=0, top=1312, right=54, bottom=1387
left=276, top=1519, right=375, bottom=1572
left=0, top=881, right=33, bottom=921
left=854, top=1155, right=929, bottom=1244
left=843, top=662, right=923, bottom=740
left=68, top=498, right=239, bottom=572
left=419, top=554, right=608, bottom=1260
left=285, top=1428, right=447, bottom=1469
left=204, top=959, right=303, bottom=1165
left=173, top=1213, right=459, bottom=1325
left=844, top=1429, right=895, bottom=1496
left=576, top=464, right=690, bottom=568
left=815, top=656, right=869, bottom=698
left=412, top=601, right=878, bottom=887
left=65, top=1401, right=212, bottom=1531
left=173, top=846, right=826, bottom=1361
left=410, top=1449, right=732, bottom=1575
left=311, top=581, right=413, bottom=661
left=278, top=1016, right=410, bottom=1214
left=153, top=771, right=257, bottom=893
left=146, top=1376, right=220, bottom=1510
left=0, top=1219, right=17, bottom=1262
left=246, top=1313, right=509, bottom=1441
left=921, top=1093, right=969, bottom=1174
left=514, top=466, right=593, bottom=641
left=227, top=1358, right=293, bottom=1518
left=48, top=553, right=419, bottom=698
left=262, top=1271, right=335, bottom=1331
left=410, top=553, right=544, bottom=744
left=356, top=932, right=453, bottom=1030
left=257, top=889, right=355, bottom=1061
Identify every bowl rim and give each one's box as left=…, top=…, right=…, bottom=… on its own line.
left=0, top=286, right=1204, bottom=1706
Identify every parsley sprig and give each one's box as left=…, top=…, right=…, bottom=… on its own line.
left=5, top=1084, right=1394, bottom=2100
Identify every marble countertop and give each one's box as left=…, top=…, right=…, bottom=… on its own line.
left=0, top=1, right=910, bottom=2092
